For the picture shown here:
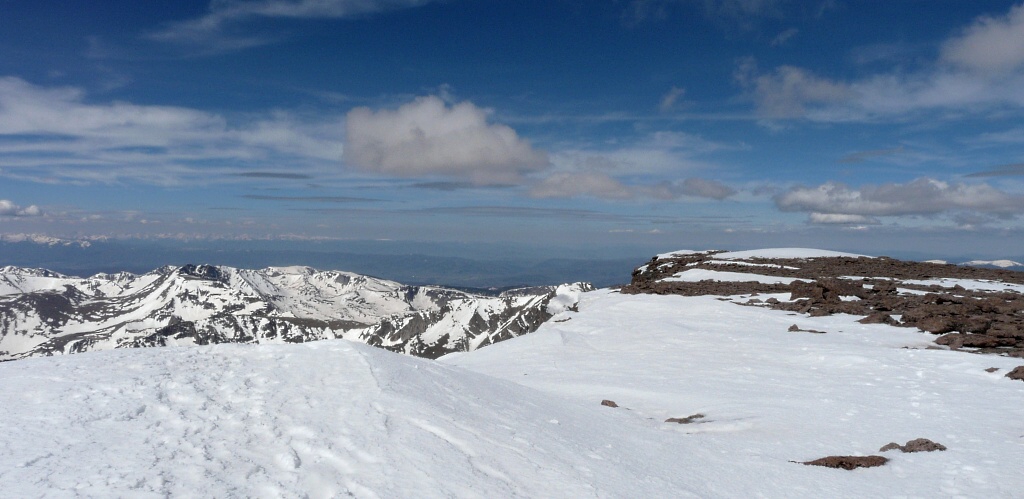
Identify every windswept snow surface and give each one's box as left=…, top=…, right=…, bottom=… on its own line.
left=0, top=341, right=702, bottom=498
left=445, top=289, right=1024, bottom=497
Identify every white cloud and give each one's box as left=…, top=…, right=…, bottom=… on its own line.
left=0, top=77, right=345, bottom=185
left=344, top=96, right=548, bottom=185
left=941, top=3, right=1024, bottom=74
left=807, top=213, right=879, bottom=225
left=775, top=178, right=1024, bottom=218
left=738, top=3, right=1024, bottom=121
left=0, top=200, right=42, bottom=217
left=734, top=59, right=852, bottom=119
left=149, top=0, right=440, bottom=49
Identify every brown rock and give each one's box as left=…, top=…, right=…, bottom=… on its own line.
left=918, top=316, right=957, bottom=334
left=1006, top=366, right=1024, bottom=381
left=988, top=323, right=1024, bottom=339
left=985, top=367, right=1000, bottom=373
left=901, top=438, right=947, bottom=452
left=935, top=333, right=1015, bottom=349
left=880, top=438, right=946, bottom=453
left=600, top=399, right=619, bottom=408
left=802, top=455, right=889, bottom=470
left=665, top=413, right=705, bottom=424
left=858, top=312, right=896, bottom=325
left=935, top=333, right=965, bottom=349
left=960, top=334, right=1016, bottom=348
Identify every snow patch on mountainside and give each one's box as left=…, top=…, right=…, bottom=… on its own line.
left=962, top=259, right=1024, bottom=268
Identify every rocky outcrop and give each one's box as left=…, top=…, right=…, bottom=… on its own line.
left=879, top=438, right=946, bottom=453
left=621, top=251, right=1024, bottom=357
left=801, top=455, right=888, bottom=470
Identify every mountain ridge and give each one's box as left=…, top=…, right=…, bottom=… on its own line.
left=0, top=263, right=590, bottom=361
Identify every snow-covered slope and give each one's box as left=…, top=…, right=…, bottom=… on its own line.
left=444, top=289, right=1024, bottom=497
left=2, top=251, right=1022, bottom=497
left=0, top=341, right=703, bottom=498
left=0, top=264, right=589, bottom=361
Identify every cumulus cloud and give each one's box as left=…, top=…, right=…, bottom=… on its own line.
left=941, top=3, right=1024, bottom=74
left=775, top=178, right=1024, bottom=218
left=0, top=77, right=344, bottom=185
left=737, top=3, right=1024, bottom=121
left=0, top=200, right=42, bottom=217
left=344, top=96, right=548, bottom=185
left=149, top=0, right=441, bottom=49
left=734, top=59, right=853, bottom=119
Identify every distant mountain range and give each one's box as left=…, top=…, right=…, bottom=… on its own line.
left=0, top=264, right=590, bottom=361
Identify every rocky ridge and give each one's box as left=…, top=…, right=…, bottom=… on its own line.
left=622, top=250, right=1024, bottom=358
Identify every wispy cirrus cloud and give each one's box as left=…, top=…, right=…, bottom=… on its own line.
left=148, top=0, right=443, bottom=52
left=965, top=163, right=1024, bottom=178
left=0, top=77, right=345, bottom=185
left=529, top=172, right=736, bottom=201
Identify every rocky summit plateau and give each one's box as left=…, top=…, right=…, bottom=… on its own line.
left=623, top=248, right=1024, bottom=358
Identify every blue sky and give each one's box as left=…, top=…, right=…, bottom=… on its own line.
left=2, top=0, right=1024, bottom=259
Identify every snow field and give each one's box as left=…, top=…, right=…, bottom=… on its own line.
left=445, top=290, right=1024, bottom=497
left=2, top=278, right=1023, bottom=497
left=0, top=340, right=707, bottom=498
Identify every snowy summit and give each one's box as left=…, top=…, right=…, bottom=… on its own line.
left=1, top=248, right=1023, bottom=497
